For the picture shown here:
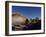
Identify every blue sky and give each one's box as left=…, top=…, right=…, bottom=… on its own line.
left=12, top=6, right=41, bottom=19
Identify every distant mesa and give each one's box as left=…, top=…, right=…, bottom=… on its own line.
left=12, top=13, right=22, bottom=16
left=12, top=12, right=27, bottom=19
left=12, top=12, right=27, bottom=25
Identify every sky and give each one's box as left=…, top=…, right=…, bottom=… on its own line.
left=12, top=6, right=41, bottom=19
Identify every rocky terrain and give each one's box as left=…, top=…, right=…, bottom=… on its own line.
left=12, top=13, right=41, bottom=31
